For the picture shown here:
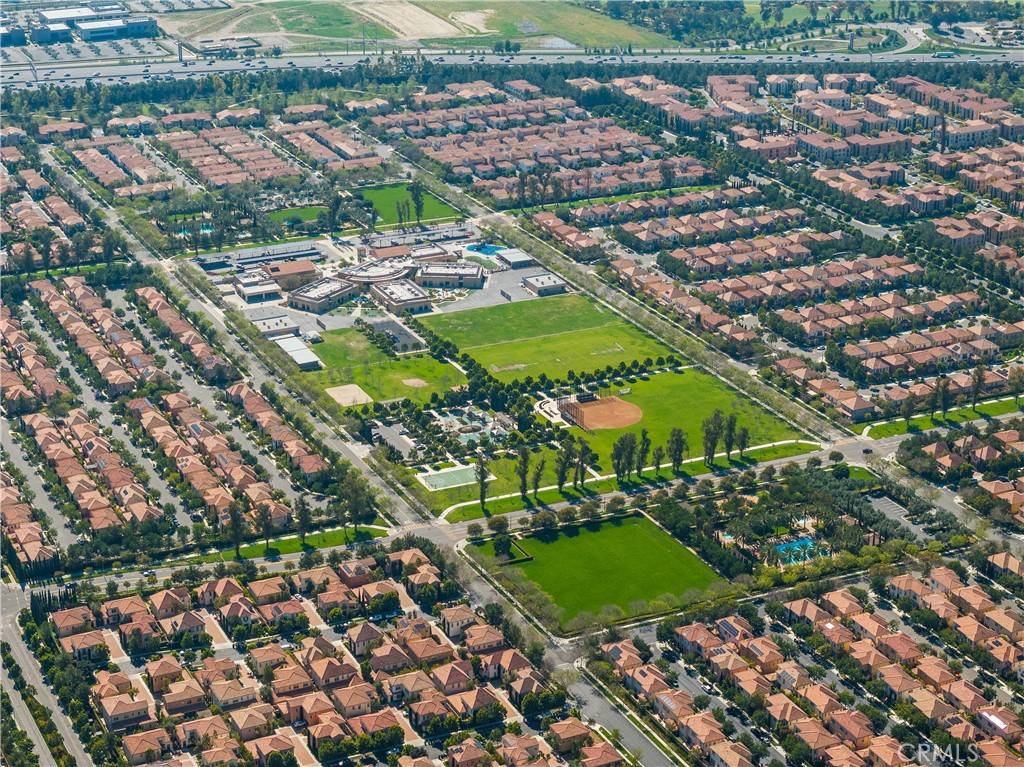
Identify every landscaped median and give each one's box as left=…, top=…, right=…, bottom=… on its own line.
left=865, top=395, right=1024, bottom=438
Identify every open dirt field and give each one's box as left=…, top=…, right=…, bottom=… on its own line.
left=576, top=396, right=643, bottom=430
left=449, top=9, right=495, bottom=33
left=326, top=384, right=373, bottom=406
left=350, top=1, right=461, bottom=38
left=402, top=378, right=429, bottom=388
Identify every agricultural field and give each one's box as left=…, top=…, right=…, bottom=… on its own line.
left=299, top=327, right=466, bottom=405
left=568, top=368, right=804, bottom=468
left=471, top=515, right=722, bottom=630
left=422, top=293, right=671, bottom=382
left=411, top=1, right=680, bottom=48
left=357, top=183, right=461, bottom=226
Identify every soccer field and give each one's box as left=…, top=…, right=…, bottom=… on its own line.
left=300, top=328, right=466, bottom=405
left=568, top=369, right=802, bottom=468
left=473, top=515, right=721, bottom=629
left=422, top=294, right=672, bottom=383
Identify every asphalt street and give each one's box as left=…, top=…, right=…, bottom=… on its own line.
left=2, top=47, right=1019, bottom=91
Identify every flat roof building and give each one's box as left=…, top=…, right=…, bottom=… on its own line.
left=288, top=278, right=359, bottom=314
left=233, top=270, right=281, bottom=303
left=76, top=16, right=158, bottom=41
left=522, top=272, right=568, bottom=296
left=38, top=4, right=127, bottom=26
left=415, top=262, right=484, bottom=289
left=275, top=336, right=322, bottom=371
left=496, top=248, right=535, bottom=269
left=371, top=280, right=431, bottom=314
left=251, top=314, right=299, bottom=339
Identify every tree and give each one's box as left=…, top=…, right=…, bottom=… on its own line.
left=31, top=227, right=55, bottom=274
left=901, top=395, right=916, bottom=425
left=408, top=180, right=425, bottom=226
left=475, top=452, right=489, bottom=510
left=652, top=445, right=665, bottom=474
left=255, top=504, right=273, bottom=552
left=515, top=447, right=530, bottom=500
left=492, top=533, right=513, bottom=559
left=555, top=440, right=575, bottom=493
left=574, top=439, right=592, bottom=488
left=636, top=428, right=651, bottom=476
left=1007, top=366, right=1024, bottom=407
left=667, top=428, right=688, bottom=473
left=723, top=413, right=738, bottom=460
left=970, top=363, right=986, bottom=410
left=611, top=433, right=637, bottom=481
left=531, top=456, right=546, bottom=497
left=659, top=159, right=675, bottom=194
left=227, top=502, right=245, bottom=559
left=938, top=377, right=951, bottom=419
left=736, top=427, right=749, bottom=459
left=702, top=410, right=725, bottom=466
left=295, top=495, right=311, bottom=546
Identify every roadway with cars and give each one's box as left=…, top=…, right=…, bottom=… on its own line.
left=2, top=48, right=1019, bottom=91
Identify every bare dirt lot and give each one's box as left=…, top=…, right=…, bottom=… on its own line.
left=326, top=384, right=374, bottom=406
left=349, top=0, right=461, bottom=38
left=575, top=396, right=643, bottom=430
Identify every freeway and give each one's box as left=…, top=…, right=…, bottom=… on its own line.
left=2, top=47, right=1019, bottom=91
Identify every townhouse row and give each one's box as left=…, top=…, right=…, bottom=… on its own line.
left=30, top=276, right=165, bottom=395
left=0, top=302, right=70, bottom=414
left=772, top=290, right=981, bottom=345
left=696, top=255, right=923, bottom=311
left=21, top=408, right=161, bottom=531
left=616, top=207, right=805, bottom=251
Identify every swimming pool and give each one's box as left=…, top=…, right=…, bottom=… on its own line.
left=467, top=243, right=503, bottom=256
left=774, top=537, right=818, bottom=563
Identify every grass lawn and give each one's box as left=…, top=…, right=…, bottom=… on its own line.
left=866, top=398, right=1023, bottom=438
left=419, top=1, right=679, bottom=48
left=300, top=328, right=466, bottom=405
left=408, top=445, right=562, bottom=516
left=228, top=1, right=394, bottom=38
left=177, top=525, right=386, bottom=565
left=471, top=515, right=721, bottom=629
left=743, top=1, right=810, bottom=27
left=439, top=440, right=816, bottom=522
left=268, top=205, right=327, bottom=223
left=568, top=368, right=801, bottom=468
left=358, top=183, right=460, bottom=226
left=422, top=294, right=672, bottom=383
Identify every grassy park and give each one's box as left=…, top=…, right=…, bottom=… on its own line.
left=470, top=515, right=722, bottom=630
left=300, top=328, right=466, bottom=406
left=268, top=205, right=327, bottom=223
left=422, top=294, right=671, bottom=382
left=357, top=183, right=461, bottom=226
left=568, top=368, right=802, bottom=467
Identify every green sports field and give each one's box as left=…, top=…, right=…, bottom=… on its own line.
left=357, top=183, right=461, bottom=226
left=300, top=328, right=466, bottom=405
left=422, top=294, right=672, bottom=382
left=472, top=515, right=721, bottom=629
left=569, top=368, right=802, bottom=468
